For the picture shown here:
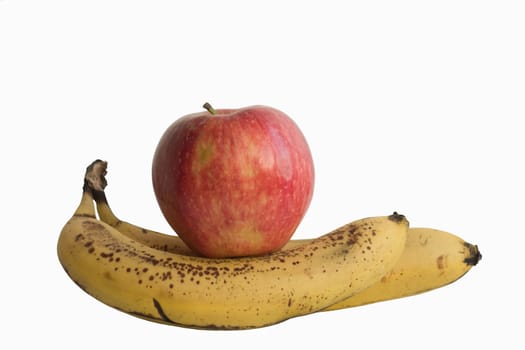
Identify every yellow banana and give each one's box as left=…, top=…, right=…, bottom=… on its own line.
left=57, top=160, right=408, bottom=330
left=90, top=161, right=481, bottom=312
left=325, top=227, right=481, bottom=310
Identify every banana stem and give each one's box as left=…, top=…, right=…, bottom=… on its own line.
left=84, top=159, right=108, bottom=192
left=83, top=159, right=123, bottom=227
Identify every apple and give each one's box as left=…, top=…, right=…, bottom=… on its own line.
left=152, top=103, right=315, bottom=258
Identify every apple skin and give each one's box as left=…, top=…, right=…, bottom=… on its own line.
left=152, top=105, right=314, bottom=258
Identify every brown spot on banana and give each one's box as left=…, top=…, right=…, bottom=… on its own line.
left=380, top=270, right=396, bottom=283
left=103, top=271, right=113, bottom=280
left=82, top=220, right=106, bottom=232
left=436, top=255, right=447, bottom=270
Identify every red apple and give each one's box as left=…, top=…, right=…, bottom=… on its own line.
left=152, top=103, right=315, bottom=258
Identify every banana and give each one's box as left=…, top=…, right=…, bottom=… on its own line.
left=324, top=227, right=481, bottom=311
left=90, top=161, right=481, bottom=312
left=57, top=160, right=408, bottom=330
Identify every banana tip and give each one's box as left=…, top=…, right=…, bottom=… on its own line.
left=388, top=212, right=407, bottom=224
left=463, top=243, right=482, bottom=266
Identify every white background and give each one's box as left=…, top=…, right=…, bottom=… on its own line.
left=1, top=0, right=523, bottom=348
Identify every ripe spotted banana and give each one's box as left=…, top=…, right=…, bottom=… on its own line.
left=325, top=227, right=481, bottom=310
left=57, top=160, right=408, bottom=330
left=90, top=161, right=481, bottom=313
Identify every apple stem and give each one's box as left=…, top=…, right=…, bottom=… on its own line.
left=202, top=102, right=216, bottom=115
